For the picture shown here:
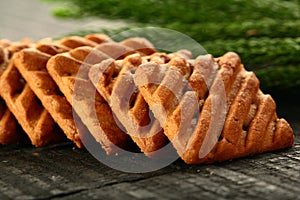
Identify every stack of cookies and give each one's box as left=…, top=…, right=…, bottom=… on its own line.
left=0, top=33, right=294, bottom=164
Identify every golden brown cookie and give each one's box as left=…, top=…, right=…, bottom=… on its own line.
left=46, top=39, right=151, bottom=154
left=0, top=46, right=17, bottom=145
left=0, top=42, right=32, bottom=145
left=89, top=54, right=165, bottom=155
left=0, top=58, right=67, bottom=146
left=0, top=39, right=68, bottom=146
left=13, top=34, right=114, bottom=148
left=134, top=52, right=294, bottom=164
left=88, top=50, right=188, bottom=155
left=14, top=45, right=81, bottom=147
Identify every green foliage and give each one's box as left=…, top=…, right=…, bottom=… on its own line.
left=255, top=65, right=300, bottom=92
left=43, top=0, right=300, bottom=23
left=41, top=0, right=300, bottom=92
left=166, top=19, right=300, bottom=41
left=202, top=37, right=300, bottom=68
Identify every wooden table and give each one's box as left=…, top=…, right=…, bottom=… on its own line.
left=0, top=93, right=299, bottom=200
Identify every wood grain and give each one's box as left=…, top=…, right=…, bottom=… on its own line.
left=0, top=97, right=299, bottom=200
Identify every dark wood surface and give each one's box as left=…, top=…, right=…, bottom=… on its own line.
left=0, top=94, right=299, bottom=200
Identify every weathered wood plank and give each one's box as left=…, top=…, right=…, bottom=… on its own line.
left=0, top=97, right=299, bottom=200
left=0, top=143, right=179, bottom=199
left=52, top=140, right=299, bottom=200
left=0, top=137, right=298, bottom=200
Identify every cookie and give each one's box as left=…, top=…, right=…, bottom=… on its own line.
left=134, top=52, right=294, bottom=164
left=13, top=34, right=115, bottom=148
left=0, top=40, right=67, bottom=146
left=0, top=59, right=67, bottom=146
left=46, top=39, right=148, bottom=154
left=88, top=50, right=188, bottom=155
left=0, top=42, right=32, bottom=145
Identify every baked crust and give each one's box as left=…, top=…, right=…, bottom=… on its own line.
left=0, top=34, right=294, bottom=164
left=46, top=37, right=153, bottom=154
left=88, top=49, right=193, bottom=155
left=134, top=52, right=294, bottom=164
left=0, top=41, right=33, bottom=145
left=12, top=34, right=121, bottom=148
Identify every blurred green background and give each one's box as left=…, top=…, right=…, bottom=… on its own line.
left=42, top=0, right=300, bottom=93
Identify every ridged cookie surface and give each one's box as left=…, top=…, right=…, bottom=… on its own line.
left=13, top=34, right=111, bottom=148
left=46, top=37, right=154, bottom=154
left=134, top=52, right=294, bottom=164
left=0, top=40, right=39, bottom=145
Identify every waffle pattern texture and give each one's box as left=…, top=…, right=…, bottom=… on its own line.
left=0, top=34, right=294, bottom=164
